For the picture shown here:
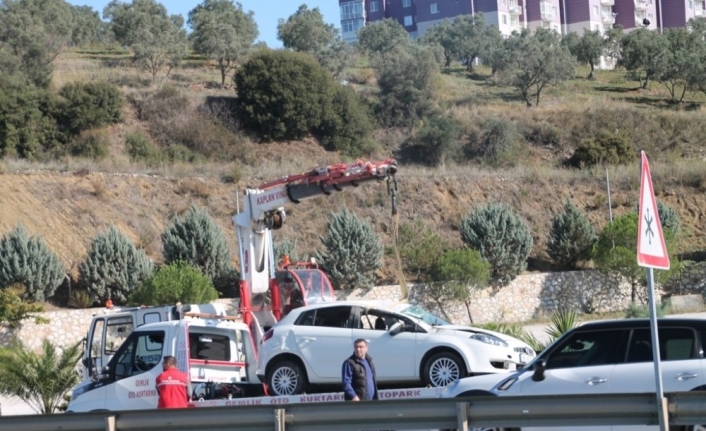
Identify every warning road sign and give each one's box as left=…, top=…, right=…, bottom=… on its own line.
left=637, top=151, right=670, bottom=270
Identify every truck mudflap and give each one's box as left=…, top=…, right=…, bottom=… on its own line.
left=190, top=386, right=448, bottom=408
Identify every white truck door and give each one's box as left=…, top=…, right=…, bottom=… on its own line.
left=106, top=328, right=168, bottom=410
left=351, top=306, right=417, bottom=380
left=293, top=305, right=353, bottom=380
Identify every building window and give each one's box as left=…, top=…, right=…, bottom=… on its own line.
left=342, top=18, right=365, bottom=33
left=502, top=14, right=507, bottom=24
left=553, top=6, right=558, bottom=15
left=404, top=15, right=413, bottom=26
left=370, top=1, right=379, bottom=12
left=594, top=24, right=600, bottom=31
left=511, top=16, right=518, bottom=25
left=340, top=2, right=363, bottom=21
left=430, top=3, right=439, bottom=13
left=689, top=0, right=693, bottom=9
left=403, top=0, right=412, bottom=7
left=593, top=5, right=599, bottom=16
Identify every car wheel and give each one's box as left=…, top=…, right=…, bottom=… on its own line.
left=267, top=359, right=307, bottom=396
left=423, top=351, right=466, bottom=387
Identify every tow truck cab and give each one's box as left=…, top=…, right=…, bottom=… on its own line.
left=82, top=303, right=227, bottom=381
left=69, top=315, right=262, bottom=412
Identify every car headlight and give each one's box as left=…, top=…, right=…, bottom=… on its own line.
left=470, top=333, right=508, bottom=347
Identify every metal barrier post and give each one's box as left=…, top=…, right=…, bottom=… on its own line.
left=105, top=415, right=116, bottom=431
left=275, top=408, right=286, bottom=431
left=457, top=402, right=469, bottom=431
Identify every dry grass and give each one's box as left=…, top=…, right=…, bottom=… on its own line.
left=1, top=47, right=703, bottom=284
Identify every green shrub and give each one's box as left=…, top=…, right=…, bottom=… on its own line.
left=468, top=116, right=521, bottom=167
left=0, top=225, right=65, bottom=301
left=547, top=199, right=597, bottom=269
left=161, top=206, right=233, bottom=293
left=568, top=132, right=633, bottom=168
left=57, top=81, right=123, bottom=135
left=374, top=44, right=437, bottom=127
left=410, top=113, right=459, bottom=167
left=460, top=203, right=533, bottom=286
left=396, top=219, right=445, bottom=282
left=316, top=85, right=373, bottom=157
left=129, top=261, right=218, bottom=306
left=78, top=226, right=154, bottom=305
left=624, top=301, right=669, bottom=318
left=428, top=247, right=491, bottom=323
left=163, top=144, right=206, bottom=163
left=132, top=85, right=190, bottom=122
left=315, top=208, right=383, bottom=290
left=125, top=130, right=162, bottom=164
left=70, top=130, right=110, bottom=159
left=0, top=84, right=62, bottom=159
left=235, top=50, right=336, bottom=142
left=0, top=284, right=48, bottom=328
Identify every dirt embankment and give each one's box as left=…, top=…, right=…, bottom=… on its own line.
left=1, top=164, right=705, bottom=287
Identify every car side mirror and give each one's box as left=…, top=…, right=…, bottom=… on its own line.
left=389, top=322, right=404, bottom=336
left=532, top=360, right=546, bottom=382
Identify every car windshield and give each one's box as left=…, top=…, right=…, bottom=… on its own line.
left=294, top=270, right=335, bottom=303
left=400, top=305, right=450, bottom=326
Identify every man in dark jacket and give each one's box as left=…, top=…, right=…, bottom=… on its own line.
left=342, top=338, right=379, bottom=401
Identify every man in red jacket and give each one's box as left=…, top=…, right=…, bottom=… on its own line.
left=156, top=356, right=189, bottom=408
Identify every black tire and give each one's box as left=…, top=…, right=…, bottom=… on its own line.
left=267, top=359, right=308, bottom=396
left=422, top=351, right=467, bottom=387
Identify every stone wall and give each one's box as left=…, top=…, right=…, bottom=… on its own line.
left=2, top=268, right=702, bottom=352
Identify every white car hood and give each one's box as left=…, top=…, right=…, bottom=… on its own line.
left=433, top=325, right=535, bottom=352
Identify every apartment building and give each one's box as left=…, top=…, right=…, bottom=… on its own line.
left=338, top=0, right=706, bottom=43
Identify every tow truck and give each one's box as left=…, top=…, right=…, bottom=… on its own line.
left=232, top=158, right=398, bottom=344
left=68, top=159, right=400, bottom=411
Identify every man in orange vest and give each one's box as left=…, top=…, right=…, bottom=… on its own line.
left=156, top=356, right=189, bottom=408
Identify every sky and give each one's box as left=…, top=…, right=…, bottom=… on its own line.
left=66, top=0, right=341, bottom=48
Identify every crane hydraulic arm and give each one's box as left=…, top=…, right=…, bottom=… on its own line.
left=232, top=158, right=398, bottom=336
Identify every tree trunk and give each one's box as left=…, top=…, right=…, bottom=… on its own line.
left=587, top=61, right=595, bottom=80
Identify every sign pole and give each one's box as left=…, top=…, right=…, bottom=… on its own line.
left=646, top=266, right=667, bottom=431
left=636, top=151, right=670, bottom=431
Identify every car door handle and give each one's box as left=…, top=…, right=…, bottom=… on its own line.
left=587, top=377, right=608, bottom=385
left=676, top=373, right=698, bottom=381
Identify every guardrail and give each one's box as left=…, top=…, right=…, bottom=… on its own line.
left=5, top=392, right=706, bottom=431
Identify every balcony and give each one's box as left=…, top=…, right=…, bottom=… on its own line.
left=635, top=14, right=647, bottom=26
left=634, top=0, right=648, bottom=11
left=601, top=0, right=614, bottom=5
left=509, top=4, right=523, bottom=15
left=602, top=12, right=616, bottom=23
left=541, top=10, right=555, bottom=20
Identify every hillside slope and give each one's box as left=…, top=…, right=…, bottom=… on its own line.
left=2, top=160, right=704, bottom=289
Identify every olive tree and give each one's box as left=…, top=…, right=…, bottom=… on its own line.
left=188, top=0, right=258, bottom=88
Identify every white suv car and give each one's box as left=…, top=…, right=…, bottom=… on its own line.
left=257, top=300, right=535, bottom=396
left=443, top=317, right=706, bottom=431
